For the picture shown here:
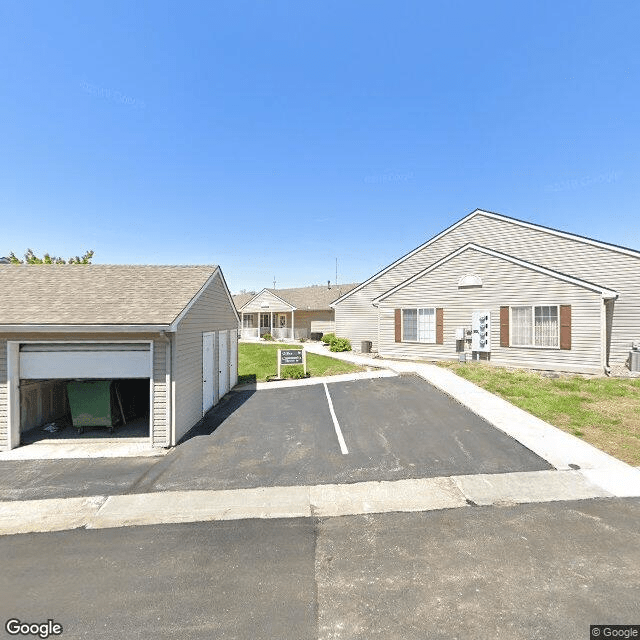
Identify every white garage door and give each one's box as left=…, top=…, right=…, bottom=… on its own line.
left=19, top=343, right=152, bottom=379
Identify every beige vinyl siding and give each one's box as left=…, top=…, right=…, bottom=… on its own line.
left=0, top=340, right=7, bottom=450
left=336, top=213, right=640, bottom=363
left=242, top=290, right=293, bottom=313
left=174, top=272, right=238, bottom=442
left=152, top=342, right=168, bottom=447
left=378, top=249, right=604, bottom=374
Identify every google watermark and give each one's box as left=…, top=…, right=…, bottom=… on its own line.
left=5, top=619, right=63, bottom=638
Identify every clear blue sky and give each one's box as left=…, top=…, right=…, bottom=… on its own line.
left=1, top=1, right=638, bottom=293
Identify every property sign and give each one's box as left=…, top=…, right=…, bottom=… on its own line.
left=277, top=349, right=307, bottom=377
left=280, top=349, right=303, bottom=364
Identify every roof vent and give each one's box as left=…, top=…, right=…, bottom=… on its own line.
left=458, top=274, right=483, bottom=288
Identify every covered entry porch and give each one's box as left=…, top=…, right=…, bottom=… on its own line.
left=240, top=310, right=297, bottom=340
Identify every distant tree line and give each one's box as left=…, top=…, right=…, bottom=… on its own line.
left=6, top=249, right=95, bottom=264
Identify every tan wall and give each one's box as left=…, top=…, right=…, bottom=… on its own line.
left=174, top=271, right=239, bottom=443
left=0, top=331, right=169, bottom=451
left=336, top=213, right=640, bottom=365
left=378, top=249, right=604, bottom=374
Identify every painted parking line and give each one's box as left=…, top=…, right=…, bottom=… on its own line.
left=323, top=382, right=348, bottom=455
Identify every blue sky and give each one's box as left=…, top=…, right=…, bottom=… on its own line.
left=1, top=1, right=638, bottom=292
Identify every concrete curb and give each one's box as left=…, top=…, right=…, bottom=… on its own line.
left=234, top=369, right=397, bottom=391
left=1, top=469, right=637, bottom=536
left=0, top=442, right=169, bottom=461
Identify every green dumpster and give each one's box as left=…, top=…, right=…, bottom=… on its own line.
left=66, top=381, right=116, bottom=433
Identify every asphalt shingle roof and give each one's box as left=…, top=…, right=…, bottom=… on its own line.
left=233, top=283, right=360, bottom=311
left=0, top=264, right=218, bottom=325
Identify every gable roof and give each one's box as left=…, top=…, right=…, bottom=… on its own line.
left=332, top=208, right=640, bottom=307
left=236, top=283, right=360, bottom=312
left=373, top=243, right=619, bottom=303
left=0, top=264, right=224, bottom=327
left=232, top=292, right=255, bottom=309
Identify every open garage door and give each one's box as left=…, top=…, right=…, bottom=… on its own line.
left=13, top=342, right=153, bottom=447
left=20, top=343, right=151, bottom=379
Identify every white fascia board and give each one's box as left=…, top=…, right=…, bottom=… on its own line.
left=170, top=267, right=240, bottom=331
left=0, top=324, right=169, bottom=333
left=374, top=243, right=619, bottom=303
left=332, top=210, right=480, bottom=306
left=333, top=207, right=640, bottom=307
left=216, top=267, right=241, bottom=323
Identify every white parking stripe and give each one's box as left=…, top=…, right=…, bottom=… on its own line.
left=323, top=382, right=348, bottom=455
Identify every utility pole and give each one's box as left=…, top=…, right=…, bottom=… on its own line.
left=273, top=276, right=276, bottom=289
left=335, top=258, right=338, bottom=286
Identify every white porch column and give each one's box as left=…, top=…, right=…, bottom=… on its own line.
left=241, top=312, right=244, bottom=339
left=270, top=311, right=273, bottom=337
left=291, top=310, right=295, bottom=340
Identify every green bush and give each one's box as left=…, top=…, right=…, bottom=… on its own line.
left=262, top=333, right=274, bottom=341
left=299, top=337, right=307, bottom=343
left=322, top=333, right=336, bottom=345
left=329, top=337, right=352, bottom=352
left=281, top=365, right=307, bottom=379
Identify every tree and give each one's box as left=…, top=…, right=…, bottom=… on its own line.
left=8, top=249, right=95, bottom=264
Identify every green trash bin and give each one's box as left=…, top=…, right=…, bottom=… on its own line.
left=66, top=380, right=116, bottom=434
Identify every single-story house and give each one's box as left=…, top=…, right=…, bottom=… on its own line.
left=332, top=209, right=640, bottom=375
left=234, top=283, right=358, bottom=341
left=0, top=264, right=239, bottom=451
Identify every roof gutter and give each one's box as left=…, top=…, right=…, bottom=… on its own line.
left=0, top=324, right=172, bottom=334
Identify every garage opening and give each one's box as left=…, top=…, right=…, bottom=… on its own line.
left=17, top=342, right=152, bottom=445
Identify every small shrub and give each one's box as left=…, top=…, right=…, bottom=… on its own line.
left=330, top=337, right=352, bottom=352
left=262, top=333, right=274, bottom=341
left=322, top=333, right=336, bottom=345
left=299, top=337, right=307, bottom=343
left=281, top=365, right=307, bottom=379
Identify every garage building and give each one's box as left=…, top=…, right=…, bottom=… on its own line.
left=0, top=264, right=239, bottom=451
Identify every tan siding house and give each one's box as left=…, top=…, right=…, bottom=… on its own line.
left=235, top=283, right=358, bottom=341
left=0, top=265, right=239, bottom=452
left=334, top=209, right=640, bottom=374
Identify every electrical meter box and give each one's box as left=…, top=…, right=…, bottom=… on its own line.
left=471, top=310, right=491, bottom=352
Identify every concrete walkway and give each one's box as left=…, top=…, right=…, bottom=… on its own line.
left=302, top=343, right=640, bottom=475
left=0, top=468, right=621, bottom=535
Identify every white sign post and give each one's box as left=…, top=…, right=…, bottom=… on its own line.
left=277, top=349, right=307, bottom=378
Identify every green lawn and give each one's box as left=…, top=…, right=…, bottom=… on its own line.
left=437, top=361, right=640, bottom=465
left=238, top=342, right=364, bottom=384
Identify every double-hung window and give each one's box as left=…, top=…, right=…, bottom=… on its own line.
left=510, top=305, right=559, bottom=347
left=402, top=308, right=436, bottom=343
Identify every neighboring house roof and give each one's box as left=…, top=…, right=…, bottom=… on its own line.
left=232, top=292, right=256, bottom=309
left=332, top=208, right=640, bottom=307
left=236, top=283, right=360, bottom=312
left=0, top=264, right=224, bottom=327
left=373, top=243, right=619, bottom=303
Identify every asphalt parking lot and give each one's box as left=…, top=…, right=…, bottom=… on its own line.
left=0, top=375, right=552, bottom=501
left=142, top=375, right=552, bottom=493
left=2, top=497, right=638, bottom=640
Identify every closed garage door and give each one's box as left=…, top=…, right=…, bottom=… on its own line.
left=20, top=343, right=151, bottom=379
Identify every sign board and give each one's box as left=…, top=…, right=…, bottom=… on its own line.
left=280, top=349, right=303, bottom=365
left=277, top=349, right=307, bottom=377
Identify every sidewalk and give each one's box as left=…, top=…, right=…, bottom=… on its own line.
left=302, top=342, right=640, bottom=482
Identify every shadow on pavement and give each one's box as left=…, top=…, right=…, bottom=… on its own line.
left=177, top=389, right=256, bottom=445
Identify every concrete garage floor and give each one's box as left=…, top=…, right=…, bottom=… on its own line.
left=143, top=375, right=551, bottom=493
left=1, top=498, right=638, bottom=640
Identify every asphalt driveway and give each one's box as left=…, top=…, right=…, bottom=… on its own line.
left=0, top=375, right=552, bottom=501
left=141, top=375, right=551, bottom=493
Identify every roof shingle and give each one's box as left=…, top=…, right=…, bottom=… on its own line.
left=234, top=283, right=359, bottom=311
left=0, top=264, right=218, bottom=325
